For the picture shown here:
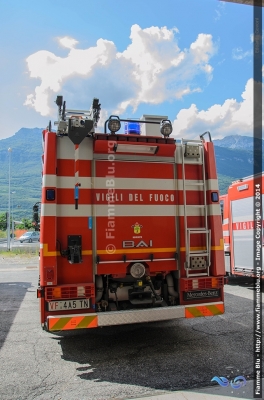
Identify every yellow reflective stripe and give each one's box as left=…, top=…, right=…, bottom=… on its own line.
left=42, top=244, right=59, bottom=257
left=180, top=239, right=224, bottom=252
left=180, top=246, right=206, bottom=252
left=49, top=317, right=71, bottom=331
left=185, top=303, right=224, bottom=318
left=206, top=305, right=224, bottom=315
left=76, top=316, right=97, bottom=329
left=97, top=247, right=176, bottom=255
left=186, top=307, right=204, bottom=317
left=48, top=315, right=98, bottom=331
left=42, top=244, right=92, bottom=257
left=42, top=244, right=176, bottom=257
left=41, top=240, right=224, bottom=257
left=212, top=239, right=224, bottom=251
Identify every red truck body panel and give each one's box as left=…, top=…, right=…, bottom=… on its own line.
left=38, top=114, right=226, bottom=332
left=220, top=173, right=263, bottom=278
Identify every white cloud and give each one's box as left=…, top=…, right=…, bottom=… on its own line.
left=232, top=47, right=252, bottom=60
left=59, top=36, right=79, bottom=49
left=172, top=78, right=254, bottom=140
left=24, top=25, right=217, bottom=117
left=214, top=2, right=225, bottom=21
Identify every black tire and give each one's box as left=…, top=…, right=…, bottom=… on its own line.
left=29, top=238, right=32, bottom=243
left=20, top=241, right=23, bottom=243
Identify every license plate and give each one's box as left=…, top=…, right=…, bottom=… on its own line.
left=48, top=299, right=90, bottom=311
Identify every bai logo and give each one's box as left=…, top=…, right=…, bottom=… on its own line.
left=211, top=376, right=246, bottom=389
left=123, top=240, right=152, bottom=248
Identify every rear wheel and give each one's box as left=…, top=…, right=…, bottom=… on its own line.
left=29, top=239, right=32, bottom=243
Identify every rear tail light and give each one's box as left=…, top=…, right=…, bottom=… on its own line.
left=77, top=286, right=85, bottom=296
left=211, top=278, right=219, bottom=288
left=37, top=288, right=43, bottom=298
left=192, top=279, right=199, bottom=289
left=183, top=277, right=224, bottom=291
left=52, top=287, right=61, bottom=298
left=45, top=284, right=95, bottom=300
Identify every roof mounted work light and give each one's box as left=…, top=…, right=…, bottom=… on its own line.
left=160, top=119, right=173, bottom=137
left=108, top=116, right=121, bottom=133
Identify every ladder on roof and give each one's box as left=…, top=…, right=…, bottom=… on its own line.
left=181, top=138, right=211, bottom=277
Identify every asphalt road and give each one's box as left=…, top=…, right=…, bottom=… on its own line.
left=0, top=257, right=263, bottom=400
left=0, top=238, right=39, bottom=251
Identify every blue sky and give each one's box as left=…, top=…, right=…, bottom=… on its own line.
left=0, top=0, right=258, bottom=140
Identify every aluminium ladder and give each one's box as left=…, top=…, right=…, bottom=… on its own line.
left=181, top=138, right=211, bottom=277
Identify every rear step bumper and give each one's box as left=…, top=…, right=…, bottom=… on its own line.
left=46, top=302, right=224, bottom=331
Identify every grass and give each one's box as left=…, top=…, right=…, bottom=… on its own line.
left=0, top=248, right=39, bottom=257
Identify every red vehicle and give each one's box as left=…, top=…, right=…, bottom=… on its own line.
left=220, top=173, right=264, bottom=277
left=37, top=96, right=226, bottom=332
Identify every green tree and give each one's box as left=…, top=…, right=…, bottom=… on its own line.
left=0, top=212, right=7, bottom=231
left=0, top=212, right=14, bottom=231
left=16, top=218, right=34, bottom=230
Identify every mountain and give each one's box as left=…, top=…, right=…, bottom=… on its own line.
left=213, top=134, right=264, bottom=151
left=0, top=130, right=263, bottom=220
left=0, top=128, right=43, bottom=220
left=213, top=134, right=264, bottom=194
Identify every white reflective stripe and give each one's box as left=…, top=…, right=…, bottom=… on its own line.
left=75, top=145, right=80, bottom=161
left=57, top=136, right=93, bottom=160
left=41, top=204, right=92, bottom=217
left=223, top=231, right=230, bottom=237
left=178, top=204, right=221, bottom=217
left=94, top=153, right=175, bottom=162
left=43, top=174, right=56, bottom=187
left=94, top=178, right=219, bottom=191
left=57, top=136, right=75, bottom=160
left=94, top=177, right=174, bottom=190
left=177, top=180, right=202, bottom=191
left=41, top=203, right=53, bottom=216
left=95, top=205, right=176, bottom=217
left=96, top=204, right=221, bottom=217
left=232, top=215, right=252, bottom=223
left=207, top=179, right=219, bottom=191
left=208, top=204, right=221, bottom=216
left=42, top=175, right=219, bottom=192
left=75, top=145, right=79, bottom=180
left=43, top=175, right=92, bottom=189
left=41, top=203, right=221, bottom=217
left=79, top=137, right=95, bottom=160
left=233, top=232, right=252, bottom=239
left=223, top=218, right=229, bottom=225
left=177, top=179, right=219, bottom=191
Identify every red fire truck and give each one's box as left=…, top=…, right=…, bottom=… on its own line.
left=37, top=96, right=226, bottom=332
left=220, top=173, right=264, bottom=277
